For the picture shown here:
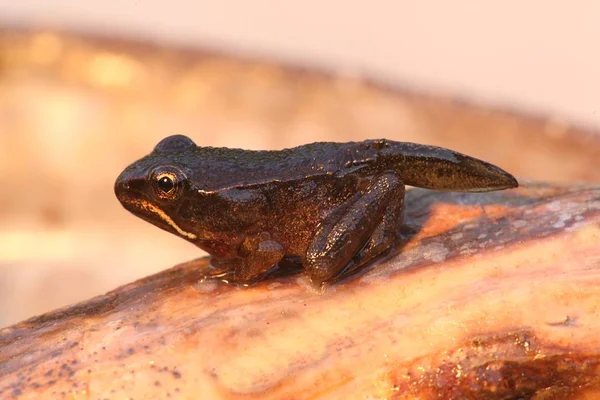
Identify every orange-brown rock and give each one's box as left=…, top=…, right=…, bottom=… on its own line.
left=1, top=183, right=599, bottom=399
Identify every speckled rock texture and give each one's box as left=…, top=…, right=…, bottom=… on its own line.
left=2, top=183, right=600, bottom=399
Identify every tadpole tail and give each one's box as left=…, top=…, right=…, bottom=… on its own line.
left=375, top=141, right=519, bottom=192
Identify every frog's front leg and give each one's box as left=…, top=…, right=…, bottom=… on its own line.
left=208, top=234, right=285, bottom=285
left=303, top=172, right=405, bottom=285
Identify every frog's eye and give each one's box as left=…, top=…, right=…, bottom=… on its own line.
left=151, top=167, right=187, bottom=200
left=157, top=174, right=174, bottom=193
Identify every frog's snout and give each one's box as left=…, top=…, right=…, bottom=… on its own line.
left=114, top=177, right=130, bottom=203
left=114, top=176, right=149, bottom=219
left=114, top=169, right=143, bottom=203
left=115, top=180, right=129, bottom=191
left=114, top=170, right=128, bottom=197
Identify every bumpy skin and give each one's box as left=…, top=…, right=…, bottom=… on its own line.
left=115, top=135, right=518, bottom=285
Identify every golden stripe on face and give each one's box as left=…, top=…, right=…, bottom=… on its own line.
left=129, top=198, right=198, bottom=240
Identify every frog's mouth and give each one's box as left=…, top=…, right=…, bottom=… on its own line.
left=123, top=197, right=198, bottom=240
left=115, top=181, right=198, bottom=241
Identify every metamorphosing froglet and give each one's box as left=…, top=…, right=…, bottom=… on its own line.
left=115, top=135, right=518, bottom=286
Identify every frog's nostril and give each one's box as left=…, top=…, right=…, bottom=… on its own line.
left=114, top=180, right=131, bottom=199
left=115, top=178, right=147, bottom=199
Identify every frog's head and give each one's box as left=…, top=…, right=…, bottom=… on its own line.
left=114, top=135, right=200, bottom=241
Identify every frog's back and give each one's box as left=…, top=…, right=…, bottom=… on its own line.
left=152, top=137, right=516, bottom=193
left=185, top=142, right=353, bottom=190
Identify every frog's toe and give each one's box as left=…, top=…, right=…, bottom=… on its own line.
left=304, top=258, right=339, bottom=286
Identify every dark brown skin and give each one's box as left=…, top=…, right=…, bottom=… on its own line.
left=114, top=135, right=518, bottom=285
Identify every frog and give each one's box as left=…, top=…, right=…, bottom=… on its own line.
left=115, top=135, right=518, bottom=286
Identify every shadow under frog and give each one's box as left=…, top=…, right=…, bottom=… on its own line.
left=115, top=135, right=518, bottom=286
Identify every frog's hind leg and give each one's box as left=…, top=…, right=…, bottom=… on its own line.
left=331, top=184, right=405, bottom=284
left=303, top=172, right=405, bottom=286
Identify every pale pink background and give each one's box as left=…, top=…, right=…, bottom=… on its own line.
left=1, top=1, right=599, bottom=128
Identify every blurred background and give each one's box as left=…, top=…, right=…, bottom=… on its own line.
left=1, top=1, right=599, bottom=327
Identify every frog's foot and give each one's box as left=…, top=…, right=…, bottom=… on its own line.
left=200, top=259, right=238, bottom=283
left=206, top=236, right=285, bottom=285
left=303, top=172, right=405, bottom=286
